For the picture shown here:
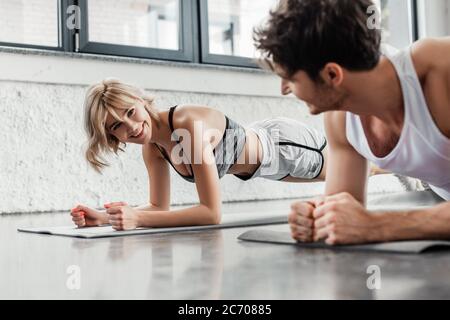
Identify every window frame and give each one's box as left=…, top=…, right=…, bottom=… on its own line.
left=410, top=0, right=420, bottom=41
left=0, top=0, right=420, bottom=68
left=77, top=0, right=195, bottom=62
left=198, top=0, right=258, bottom=68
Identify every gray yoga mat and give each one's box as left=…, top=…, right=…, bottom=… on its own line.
left=236, top=190, right=448, bottom=254
left=17, top=211, right=288, bottom=239
left=17, top=190, right=445, bottom=241
left=238, top=230, right=450, bottom=254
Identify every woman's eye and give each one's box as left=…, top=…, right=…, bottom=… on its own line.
left=113, top=123, right=121, bottom=131
left=127, top=109, right=135, bottom=117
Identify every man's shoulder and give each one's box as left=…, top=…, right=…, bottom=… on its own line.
left=411, top=37, right=450, bottom=76
left=411, top=38, right=450, bottom=137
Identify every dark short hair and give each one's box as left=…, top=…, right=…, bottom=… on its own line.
left=254, top=0, right=382, bottom=80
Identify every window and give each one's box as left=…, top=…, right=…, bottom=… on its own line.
left=376, top=0, right=418, bottom=49
left=88, top=0, right=180, bottom=50
left=0, top=0, right=419, bottom=67
left=78, top=0, right=194, bottom=62
left=200, top=0, right=277, bottom=67
left=0, top=0, right=61, bottom=48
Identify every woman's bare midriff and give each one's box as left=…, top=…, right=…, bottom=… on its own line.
left=227, top=129, right=263, bottom=176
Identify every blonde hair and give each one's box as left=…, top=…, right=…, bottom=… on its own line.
left=83, top=78, right=159, bottom=172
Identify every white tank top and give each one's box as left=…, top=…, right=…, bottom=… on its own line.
left=346, top=45, right=450, bottom=200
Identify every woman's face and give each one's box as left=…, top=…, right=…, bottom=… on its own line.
left=105, top=99, right=152, bottom=145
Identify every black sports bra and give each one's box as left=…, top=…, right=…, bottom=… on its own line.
left=154, top=106, right=246, bottom=183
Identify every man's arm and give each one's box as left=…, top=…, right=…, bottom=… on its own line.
left=314, top=111, right=450, bottom=243
left=312, top=192, right=450, bottom=244
left=288, top=110, right=450, bottom=244
left=289, top=111, right=369, bottom=242
left=323, top=111, right=369, bottom=203
left=372, top=201, right=450, bottom=241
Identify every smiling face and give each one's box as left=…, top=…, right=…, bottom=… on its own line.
left=83, top=78, right=160, bottom=172
left=105, top=99, right=153, bottom=145
left=276, top=63, right=348, bottom=115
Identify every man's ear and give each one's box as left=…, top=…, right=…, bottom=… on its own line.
left=320, top=63, right=344, bottom=87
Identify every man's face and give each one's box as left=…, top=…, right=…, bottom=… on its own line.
left=276, top=64, right=347, bottom=115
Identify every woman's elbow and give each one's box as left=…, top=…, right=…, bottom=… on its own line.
left=206, top=207, right=222, bottom=225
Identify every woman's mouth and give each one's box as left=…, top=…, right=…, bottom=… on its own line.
left=132, top=124, right=145, bottom=139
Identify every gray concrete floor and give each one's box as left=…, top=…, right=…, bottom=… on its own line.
left=1, top=193, right=450, bottom=300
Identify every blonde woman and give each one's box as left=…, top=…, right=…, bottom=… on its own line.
left=71, top=78, right=379, bottom=230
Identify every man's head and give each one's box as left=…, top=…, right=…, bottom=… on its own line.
left=254, top=0, right=382, bottom=114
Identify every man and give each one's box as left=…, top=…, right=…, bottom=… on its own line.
left=254, top=0, right=450, bottom=244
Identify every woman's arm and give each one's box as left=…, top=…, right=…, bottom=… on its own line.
left=137, top=143, right=171, bottom=211
left=108, top=145, right=222, bottom=229
left=107, top=111, right=223, bottom=230
left=71, top=143, right=171, bottom=228
left=136, top=134, right=222, bottom=227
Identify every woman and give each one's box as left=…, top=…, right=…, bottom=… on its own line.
left=71, top=78, right=375, bottom=230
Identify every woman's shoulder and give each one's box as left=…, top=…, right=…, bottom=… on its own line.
left=171, top=104, right=225, bottom=131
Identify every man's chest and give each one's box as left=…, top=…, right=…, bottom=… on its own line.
left=360, top=117, right=403, bottom=158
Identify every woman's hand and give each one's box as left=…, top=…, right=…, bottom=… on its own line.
left=70, top=205, right=108, bottom=228
left=105, top=203, right=140, bottom=231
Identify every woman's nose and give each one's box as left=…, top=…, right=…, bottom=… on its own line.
left=123, top=119, right=139, bottom=134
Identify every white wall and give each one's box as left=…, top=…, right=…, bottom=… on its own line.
left=0, top=50, right=408, bottom=214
